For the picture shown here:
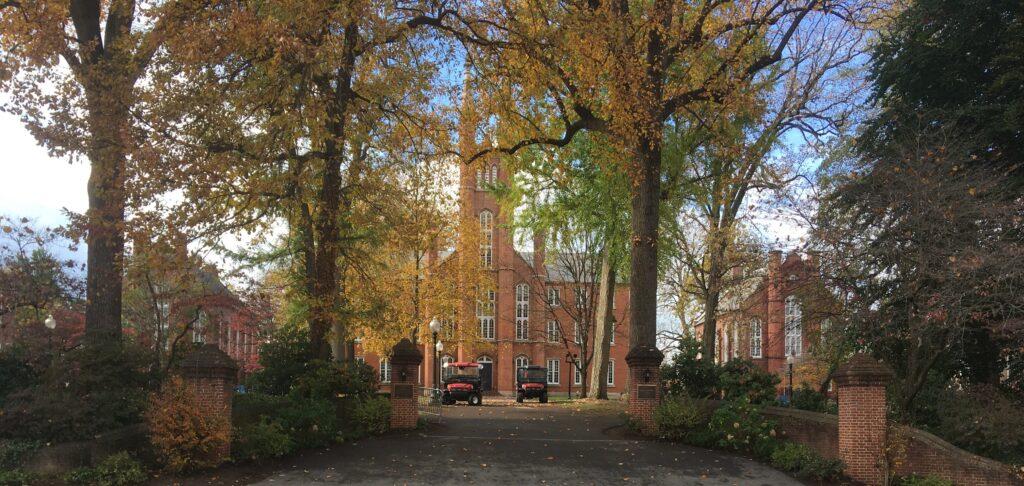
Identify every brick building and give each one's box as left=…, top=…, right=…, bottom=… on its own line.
left=697, top=251, right=837, bottom=384
left=357, top=158, right=632, bottom=397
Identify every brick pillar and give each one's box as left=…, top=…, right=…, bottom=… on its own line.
left=834, top=353, right=894, bottom=486
left=625, top=345, right=664, bottom=435
left=389, top=338, right=424, bottom=430
left=177, top=344, right=238, bottom=463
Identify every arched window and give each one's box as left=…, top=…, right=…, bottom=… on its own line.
left=785, top=296, right=802, bottom=357
left=750, top=319, right=763, bottom=358
left=489, top=164, right=498, bottom=184
left=477, top=289, right=495, bottom=340
left=515, top=283, right=530, bottom=340
left=380, top=359, right=391, bottom=383
left=479, top=210, right=493, bottom=268
left=515, top=355, right=529, bottom=371
left=477, top=355, right=493, bottom=364
left=441, top=355, right=455, bottom=379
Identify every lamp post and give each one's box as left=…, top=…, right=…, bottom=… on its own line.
left=44, top=314, right=57, bottom=330
left=428, top=317, right=441, bottom=389
left=786, top=354, right=795, bottom=406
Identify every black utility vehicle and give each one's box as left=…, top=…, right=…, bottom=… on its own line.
left=515, top=365, right=549, bottom=403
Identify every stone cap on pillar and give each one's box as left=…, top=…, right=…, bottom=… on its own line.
left=625, top=345, right=664, bottom=367
left=390, top=338, right=424, bottom=366
left=834, top=353, right=894, bottom=387
left=177, top=343, right=238, bottom=382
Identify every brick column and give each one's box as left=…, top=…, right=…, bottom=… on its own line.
left=389, top=338, right=424, bottom=430
left=177, top=344, right=238, bottom=463
left=834, top=353, right=894, bottom=486
left=625, top=345, right=664, bottom=435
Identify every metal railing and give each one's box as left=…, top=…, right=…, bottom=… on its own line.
left=417, top=387, right=443, bottom=423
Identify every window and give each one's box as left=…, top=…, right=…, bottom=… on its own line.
left=820, top=319, right=831, bottom=343
left=442, top=317, right=455, bottom=339
left=441, top=355, right=455, bottom=379
left=607, top=360, right=615, bottom=386
left=490, top=164, right=498, bottom=184
left=750, top=319, right=763, bottom=358
left=380, top=359, right=391, bottom=383
left=356, top=356, right=365, bottom=364
left=573, top=321, right=581, bottom=344
left=574, top=287, right=588, bottom=308
left=192, top=312, right=206, bottom=343
left=609, top=321, right=616, bottom=345
left=731, top=325, right=739, bottom=359
left=547, top=320, right=560, bottom=342
left=476, top=169, right=483, bottom=189
left=515, top=283, right=530, bottom=340
left=573, top=363, right=582, bottom=385
left=785, top=295, right=803, bottom=357
left=479, top=211, right=493, bottom=268
left=546, top=359, right=560, bottom=384
left=478, top=289, right=496, bottom=340
left=515, top=355, right=529, bottom=370
left=547, top=287, right=561, bottom=307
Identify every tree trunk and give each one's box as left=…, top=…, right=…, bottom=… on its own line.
left=627, top=132, right=662, bottom=353
left=700, top=267, right=722, bottom=362
left=590, top=249, right=616, bottom=399
left=308, top=26, right=358, bottom=360
left=83, top=92, right=129, bottom=347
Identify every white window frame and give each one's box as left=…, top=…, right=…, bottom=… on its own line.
left=750, top=319, right=763, bottom=358
left=547, top=287, right=561, bottom=307
left=479, top=211, right=493, bottom=268
left=515, top=355, right=529, bottom=370
left=609, top=321, right=615, bottom=345
left=731, top=325, right=740, bottom=359
left=476, top=169, right=483, bottom=189
left=489, top=164, right=498, bottom=184
left=547, top=320, right=560, bottom=342
left=478, top=289, right=496, bottom=340
left=546, top=359, right=560, bottom=384
left=380, top=359, right=391, bottom=383
left=441, top=355, right=455, bottom=379
left=607, top=359, right=615, bottom=386
left=785, top=295, right=803, bottom=357
left=573, top=321, right=581, bottom=344
left=573, top=363, right=582, bottom=385
left=515, top=283, right=530, bottom=341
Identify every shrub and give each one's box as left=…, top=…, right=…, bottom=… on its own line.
left=145, top=377, right=230, bottom=473
left=232, top=392, right=292, bottom=427
left=290, top=360, right=379, bottom=401
left=661, top=336, right=719, bottom=399
left=349, top=396, right=391, bottom=437
left=915, top=384, right=1024, bottom=464
left=769, top=442, right=844, bottom=480
left=0, top=346, right=39, bottom=407
left=892, top=475, right=954, bottom=486
left=0, top=440, right=41, bottom=469
left=64, top=452, right=148, bottom=486
left=0, top=343, right=152, bottom=442
left=718, top=359, right=780, bottom=405
left=244, top=326, right=312, bottom=395
left=274, top=396, right=338, bottom=449
left=232, top=419, right=295, bottom=462
left=0, top=469, right=34, bottom=486
left=655, top=396, right=710, bottom=442
left=707, top=399, right=779, bottom=459
left=789, top=383, right=832, bottom=413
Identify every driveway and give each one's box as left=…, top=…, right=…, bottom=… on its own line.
left=165, top=399, right=802, bottom=485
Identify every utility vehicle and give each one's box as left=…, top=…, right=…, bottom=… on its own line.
left=441, top=362, right=483, bottom=406
left=515, top=365, right=549, bottom=403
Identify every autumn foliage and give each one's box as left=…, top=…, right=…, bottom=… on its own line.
left=145, top=377, right=230, bottom=473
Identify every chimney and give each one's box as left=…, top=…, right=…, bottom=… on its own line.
left=533, top=230, right=546, bottom=277
left=768, top=250, right=783, bottom=282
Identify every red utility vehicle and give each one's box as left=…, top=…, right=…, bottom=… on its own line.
left=516, top=366, right=549, bottom=403
left=441, top=362, right=483, bottom=406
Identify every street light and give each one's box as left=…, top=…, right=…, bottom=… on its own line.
left=428, top=317, right=441, bottom=391
left=566, top=352, right=577, bottom=400
left=786, top=354, right=795, bottom=406
left=44, top=314, right=56, bottom=330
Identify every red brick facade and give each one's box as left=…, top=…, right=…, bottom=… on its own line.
left=698, top=251, right=836, bottom=387
left=359, top=158, right=632, bottom=397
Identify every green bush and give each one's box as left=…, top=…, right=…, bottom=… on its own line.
left=0, top=343, right=152, bottom=442
left=718, top=359, right=780, bottom=405
left=789, top=383, right=832, bottom=413
left=661, top=336, right=720, bottom=399
left=232, top=392, right=292, bottom=427
left=0, top=440, right=41, bottom=469
left=912, top=384, right=1024, bottom=464
left=349, top=396, right=391, bottom=437
left=0, top=469, right=34, bottom=486
left=290, top=360, right=379, bottom=401
left=892, top=475, right=954, bottom=486
left=274, top=396, right=339, bottom=449
left=64, top=452, right=148, bottom=486
left=244, top=326, right=313, bottom=395
left=769, top=442, right=844, bottom=480
left=655, top=396, right=711, bottom=442
left=232, top=419, right=295, bottom=462
left=0, top=346, right=39, bottom=407
left=707, top=399, right=779, bottom=460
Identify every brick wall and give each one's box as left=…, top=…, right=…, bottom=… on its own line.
left=838, top=384, right=888, bottom=484
left=891, top=425, right=1023, bottom=486
left=761, top=406, right=839, bottom=459
left=626, top=351, right=662, bottom=435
